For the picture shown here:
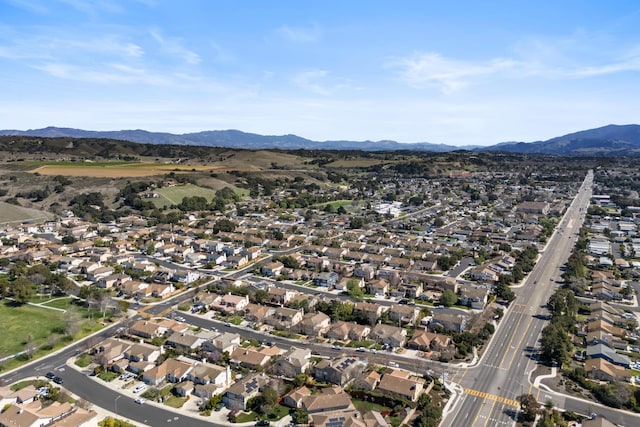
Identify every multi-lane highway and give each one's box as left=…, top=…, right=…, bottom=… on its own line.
left=442, top=171, right=640, bottom=427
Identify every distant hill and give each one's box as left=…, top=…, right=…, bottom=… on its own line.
left=482, top=124, right=640, bottom=155
left=1, top=124, right=640, bottom=155
left=0, top=126, right=465, bottom=152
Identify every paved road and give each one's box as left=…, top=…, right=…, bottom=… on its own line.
left=441, top=171, right=640, bottom=427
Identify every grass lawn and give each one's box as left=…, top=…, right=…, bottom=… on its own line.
left=75, top=354, right=92, bottom=368
left=0, top=301, right=66, bottom=357
left=234, top=412, right=259, bottom=423
left=10, top=380, right=33, bottom=391
left=0, top=299, right=107, bottom=372
left=164, top=395, right=188, bottom=408
left=345, top=340, right=376, bottom=348
left=352, top=398, right=391, bottom=414
left=40, top=297, right=78, bottom=310
left=98, top=371, right=118, bottom=382
left=264, top=404, right=290, bottom=421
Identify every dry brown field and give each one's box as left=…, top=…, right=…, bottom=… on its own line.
left=30, top=163, right=219, bottom=178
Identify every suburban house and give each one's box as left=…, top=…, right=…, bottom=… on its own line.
left=430, top=312, right=469, bottom=333
left=142, top=358, right=193, bottom=386
left=188, top=363, right=232, bottom=387
left=223, top=374, right=271, bottom=410
left=265, top=307, right=304, bottom=330
left=202, top=332, right=241, bottom=354
left=367, top=279, right=390, bottom=297
left=282, top=386, right=312, bottom=409
left=270, top=347, right=312, bottom=378
left=376, top=370, right=426, bottom=402
left=585, top=358, right=632, bottom=383
left=165, top=331, right=207, bottom=352
left=230, top=347, right=271, bottom=370
left=313, top=271, right=340, bottom=288
left=211, top=293, right=250, bottom=314
left=354, top=301, right=389, bottom=325
left=314, top=357, right=365, bottom=386
left=458, top=284, right=490, bottom=310
left=262, top=261, right=284, bottom=277
left=268, top=287, right=298, bottom=305
left=388, top=304, right=420, bottom=325
left=301, top=388, right=356, bottom=414
left=369, top=324, right=407, bottom=348
left=297, top=312, right=331, bottom=337
left=326, top=321, right=371, bottom=342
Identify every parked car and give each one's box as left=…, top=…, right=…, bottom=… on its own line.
left=134, top=397, right=146, bottom=404
left=133, top=384, right=147, bottom=393
left=255, top=421, right=270, bottom=427
left=45, top=372, right=56, bottom=380
left=53, top=376, right=63, bottom=384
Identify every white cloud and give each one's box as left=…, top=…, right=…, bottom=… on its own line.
left=292, top=69, right=333, bottom=96
left=394, top=42, right=640, bottom=94
left=277, top=25, right=319, bottom=43
left=150, top=29, right=201, bottom=65
left=394, top=52, right=517, bottom=93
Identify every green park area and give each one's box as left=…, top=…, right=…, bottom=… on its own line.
left=0, top=297, right=106, bottom=372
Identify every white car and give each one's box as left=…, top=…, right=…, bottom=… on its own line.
left=388, top=361, right=399, bottom=368
left=133, top=384, right=146, bottom=393
left=134, top=397, right=146, bottom=404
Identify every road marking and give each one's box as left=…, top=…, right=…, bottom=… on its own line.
left=464, top=388, right=520, bottom=408
left=483, top=399, right=498, bottom=427
left=481, top=363, right=508, bottom=371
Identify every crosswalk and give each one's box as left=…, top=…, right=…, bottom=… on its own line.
left=464, top=388, right=520, bottom=408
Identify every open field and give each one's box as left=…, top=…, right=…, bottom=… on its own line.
left=0, top=298, right=106, bottom=371
left=0, top=301, right=66, bottom=357
left=153, top=184, right=219, bottom=207
left=0, top=201, right=53, bottom=224
left=30, top=162, right=218, bottom=177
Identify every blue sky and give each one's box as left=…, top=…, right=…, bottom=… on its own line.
left=2, top=0, right=640, bottom=146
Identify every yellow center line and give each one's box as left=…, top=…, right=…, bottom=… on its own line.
left=483, top=399, right=498, bottom=427
left=506, top=315, right=535, bottom=370
left=498, top=306, right=528, bottom=367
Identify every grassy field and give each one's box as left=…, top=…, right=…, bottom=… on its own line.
left=30, top=162, right=215, bottom=177
left=0, top=301, right=67, bottom=357
left=0, top=298, right=106, bottom=372
left=152, top=183, right=219, bottom=207
left=0, top=201, right=53, bottom=224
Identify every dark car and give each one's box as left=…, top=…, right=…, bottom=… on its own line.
left=53, top=376, right=63, bottom=384
left=45, top=372, right=56, bottom=380
left=255, top=421, right=270, bottom=427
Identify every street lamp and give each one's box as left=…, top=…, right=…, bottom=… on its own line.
left=115, top=395, right=121, bottom=415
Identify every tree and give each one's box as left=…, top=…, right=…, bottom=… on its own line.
left=213, top=219, right=236, bottom=234
left=440, top=289, right=458, bottom=307
left=547, top=288, right=577, bottom=318
left=517, top=394, right=540, bottom=422
left=349, top=217, right=365, bottom=229
left=346, top=279, right=364, bottom=298
left=495, top=281, right=516, bottom=303
left=11, top=277, right=33, bottom=303
left=292, top=409, right=309, bottom=424
left=539, top=322, right=572, bottom=366
left=0, top=276, right=8, bottom=298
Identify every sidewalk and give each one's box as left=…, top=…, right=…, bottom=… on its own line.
left=66, top=356, right=290, bottom=427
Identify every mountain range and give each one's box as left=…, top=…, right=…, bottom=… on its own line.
left=2, top=124, right=640, bottom=155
